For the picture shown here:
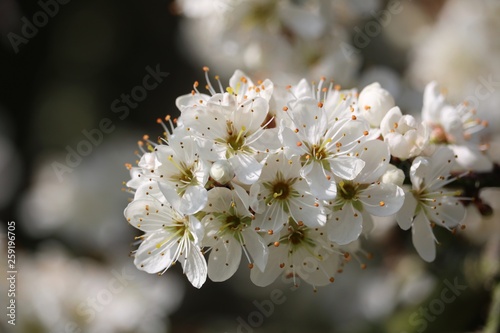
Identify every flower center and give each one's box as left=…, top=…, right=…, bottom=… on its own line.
left=272, top=181, right=291, bottom=200
left=338, top=181, right=358, bottom=201
left=289, top=230, right=305, bottom=245
left=280, top=219, right=316, bottom=249
left=223, top=122, right=252, bottom=157
left=223, top=214, right=251, bottom=232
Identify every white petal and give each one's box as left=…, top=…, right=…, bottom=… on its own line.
left=242, top=228, right=269, bottom=272
left=296, top=248, right=340, bottom=287
left=251, top=128, right=281, bottom=152
left=180, top=185, right=208, bottom=215
left=427, top=197, right=465, bottom=229
left=412, top=212, right=436, bottom=262
left=360, top=183, right=405, bottom=217
left=176, top=93, right=210, bottom=111
left=329, top=155, right=365, bottom=180
left=354, top=140, right=390, bottom=183
left=252, top=200, right=289, bottom=233
left=233, top=97, right=269, bottom=134
left=158, top=182, right=182, bottom=211
left=289, top=195, right=327, bottom=228
left=250, top=245, right=287, bottom=287
left=289, top=97, right=327, bottom=143
left=380, top=106, right=402, bottom=136
left=230, top=154, right=263, bottom=185
left=134, top=180, right=163, bottom=201
left=361, top=211, right=374, bottom=237
left=232, top=182, right=252, bottom=213
left=409, top=157, right=430, bottom=191
left=422, top=81, right=445, bottom=122
left=396, top=191, right=418, bottom=230
left=327, top=204, right=362, bottom=245
left=450, top=144, right=493, bottom=172
left=124, top=198, right=169, bottom=232
left=205, top=187, right=233, bottom=213
left=303, top=161, right=337, bottom=199
left=208, top=237, right=241, bottom=282
left=188, top=215, right=205, bottom=246
left=280, top=126, right=305, bottom=158
left=229, top=70, right=253, bottom=94
left=134, top=231, right=179, bottom=274
left=425, top=146, right=455, bottom=189
left=182, top=243, right=208, bottom=288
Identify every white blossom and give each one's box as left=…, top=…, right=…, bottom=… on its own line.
left=380, top=106, right=429, bottom=159
left=125, top=194, right=208, bottom=288
left=422, top=81, right=492, bottom=172
left=396, top=147, right=466, bottom=262
left=325, top=140, right=405, bottom=245
left=250, top=218, right=341, bottom=288
left=250, top=153, right=326, bottom=234
left=202, top=187, right=268, bottom=281
left=122, top=68, right=477, bottom=288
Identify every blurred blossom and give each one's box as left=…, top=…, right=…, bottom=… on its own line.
left=176, top=0, right=360, bottom=84
left=464, top=188, right=500, bottom=245
left=382, top=1, right=430, bottom=52
left=19, top=131, right=141, bottom=256
left=332, top=0, right=381, bottom=24
left=408, top=0, right=500, bottom=132
left=13, top=243, right=184, bottom=333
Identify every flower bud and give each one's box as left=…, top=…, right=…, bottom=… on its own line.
left=210, top=160, right=234, bottom=185
left=358, top=82, right=395, bottom=127
left=381, top=164, right=405, bottom=187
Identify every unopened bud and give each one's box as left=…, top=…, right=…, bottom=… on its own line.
left=381, top=164, right=405, bottom=187
left=358, top=82, right=395, bottom=127
left=210, top=160, right=234, bottom=184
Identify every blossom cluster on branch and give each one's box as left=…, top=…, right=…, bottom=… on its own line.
left=123, top=68, right=493, bottom=289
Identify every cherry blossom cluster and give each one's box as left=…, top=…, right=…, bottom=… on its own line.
left=123, top=68, right=488, bottom=289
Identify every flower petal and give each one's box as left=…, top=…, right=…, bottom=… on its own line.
left=230, top=154, right=263, bottom=185
left=242, top=228, right=269, bottom=272
left=208, top=236, right=241, bottom=282
left=134, top=230, right=179, bottom=274
left=182, top=243, right=208, bottom=288
left=303, top=161, right=337, bottom=199
left=360, top=182, right=405, bottom=217
left=180, top=185, right=208, bottom=215
left=450, top=144, right=493, bottom=172
left=327, top=204, right=362, bottom=245
left=426, top=197, right=465, bottom=229
left=353, top=139, right=390, bottom=183
left=250, top=245, right=287, bottom=287
left=396, top=191, right=418, bottom=230
left=329, top=155, right=365, bottom=180
left=412, top=212, right=436, bottom=262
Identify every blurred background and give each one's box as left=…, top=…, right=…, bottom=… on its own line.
left=0, top=0, right=499, bottom=332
